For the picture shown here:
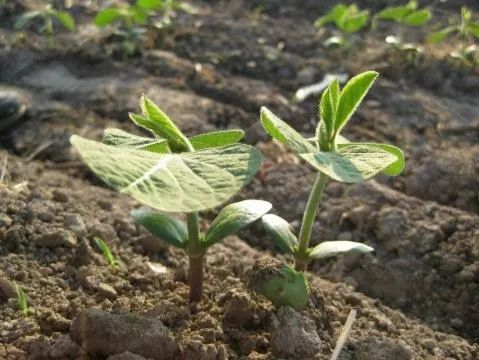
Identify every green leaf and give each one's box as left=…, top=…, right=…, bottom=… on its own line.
left=427, top=27, right=456, bottom=43
left=469, top=22, right=479, bottom=38
left=403, top=9, right=431, bottom=26
left=338, top=142, right=404, bottom=176
left=317, top=79, right=340, bottom=149
left=300, top=144, right=398, bottom=183
left=95, top=8, right=123, bottom=27
left=261, top=214, right=298, bottom=254
left=334, top=71, right=379, bottom=136
left=309, top=241, right=373, bottom=260
left=139, top=95, right=191, bottom=152
left=375, top=6, right=411, bottom=22
left=189, top=130, right=245, bottom=150
left=260, top=107, right=316, bottom=154
left=93, top=236, right=119, bottom=268
left=70, top=136, right=262, bottom=212
left=131, top=208, right=188, bottom=248
left=314, top=4, right=348, bottom=27
left=341, top=10, right=369, bottom=32
left=15, top=282, right=29, bottom=317
left=103, top=128, right=170, bottom=153
left=14, top=10, right=42, bottom=30
left=137, top=0, right=163, bottom=10
left=51, top=10, right=75, bottom=31
left=202, top=200, right=272, bottom=248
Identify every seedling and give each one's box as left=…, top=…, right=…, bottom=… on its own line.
left=427, top=7, right=479, bottom=66
left=14, top=2, right=75, bottom=40
left=260, top=71, right=404, bottom=275
left=373, top=1, right=430, bottom=57
left=95, top=0, right=193, bottom=56
left=14, top=282, right=29, bottom=317
left=93, top=237, right=119, bottom=269
left=71, top=95, right=269, bottom=302
left=315, top=4, right=369, bottom=48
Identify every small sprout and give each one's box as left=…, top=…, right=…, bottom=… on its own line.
left=251, top=257, right=309, bottom=311
left=427, top=7, right=479, bottom=66
left=259, top=71, right=404, bottom=307
left=373, top=1, right=431, bottom=28
left=71, top=95, right=268, bottom=302
left=315, top=3, right=370, bottom=48
left=14, top=282, right=29, bottom=317
left=14, top=4, right=75, bottom=38
left=94, top=237, right=119, bottom=269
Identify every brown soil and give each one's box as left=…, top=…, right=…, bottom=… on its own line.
left=1, top=1, right=478, bottom=359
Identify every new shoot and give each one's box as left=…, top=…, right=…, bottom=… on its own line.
left=71, top=95, right=269, bottom=302
left=15, top=282, right=29, bottom=317
left=94, top=236, right=119, bottom=269
left=260, top=71, right=404, bottom=273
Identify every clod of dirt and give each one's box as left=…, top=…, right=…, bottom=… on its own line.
left=107, top=351, right=150, bottom=360
left=354, top=340, right=413, bottom=360
left=0, top=277, right=17, bottom=301
left=34, top=229, right=77, bottom=248
left=0, top=87, right=27, bottom=133
left=70, top=308, right=180, bottom=359
left=270, top=306, right=321, bottom=358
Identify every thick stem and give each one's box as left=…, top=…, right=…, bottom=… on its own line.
left=187, top=212, right=203, bottom=302
left=295, top=172, right=328, bottom=271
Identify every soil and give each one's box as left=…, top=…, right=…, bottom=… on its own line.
left=1, top=1, right=479, bottom=359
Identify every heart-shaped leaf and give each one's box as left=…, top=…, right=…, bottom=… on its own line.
left=260, top=107, right=316, bottom=154
left=300, top=144, right=398, bottom=183
left=131, top=208, right=188, bottom=249
left=103, top=128, right=170, bottom=153
left=202, top=200, right=272, bottom=248
left=189, top=130, right=245, bottom=150
left=71, top=136, right=262, bottom=212
left=138, top=95, right=191, bottom=152
left=261, top=214, right=298, bottom=254
left=309, top=241, right=373, bottom=260
left=334, top=71, right=378, bottom=136
left=338, top=142, right=404, bottom=176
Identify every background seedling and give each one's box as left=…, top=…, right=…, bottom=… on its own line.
left=373, top=1, right=431, bottom=58
left=93, top=236, right=119, bottom=269
left=14, top=282, right=29, bottom=317
left=71, top=95, right=268, bottom=302
left=14, top=1, right=75, bottom=43
left=260, top=71, right=404, bottom=275
left=95, top=0, right=193, bottom=56
left=428, top=7, right=479, bottom=66
left=315, top=3, right=369, bottom=48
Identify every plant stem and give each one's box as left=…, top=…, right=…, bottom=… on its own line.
left=295, top=172, right=328, bottom=271
left=187, top=212, right=203, bottom=302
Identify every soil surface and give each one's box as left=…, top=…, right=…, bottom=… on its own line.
left=1, top=1, right=478, bottom=359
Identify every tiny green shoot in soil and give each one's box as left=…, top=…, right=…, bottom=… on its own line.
left=14, top=3, right=75, bottom=37
left=94, top=236, right=119, bottom=269
left=14, top=282, right=29, bottom=317
left=260, top=71, right=404, bottom=274
left=71, top=95, right=268, bottom=302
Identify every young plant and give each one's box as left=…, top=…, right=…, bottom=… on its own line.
left=260, top=71, right=404, bottom=273
left=94, top=236, right=119, bottom=269
left=14, top=282, right=29, bottom=317
left=14, top=2, right=75, bottom=38
left=427, top=7, right=479, bottom=66
left=315, top=4, right=369, bottom=48
left=373, top=1, right=431, bottom=56
left=71, top=95, right=269, bottom=302
left=95, top=0, right=192, bottom=56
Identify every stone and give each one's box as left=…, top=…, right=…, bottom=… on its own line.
left=35, top=230, right=77, bottom=248
left=270, top=306, right=321, bottom=358
left=70, top=309, right=180, bottom=359
left=356, top=340, right=412, bottom=360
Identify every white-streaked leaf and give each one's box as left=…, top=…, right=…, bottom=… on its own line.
left=262, top=214, right=298, bottom=254
left=203, top=200, right=272, bottom=247
left=71, top=136, right=262, bottom=212
left=131, top=208, right=188, bottom=248
left=103, top=128, right=170, bottom=153
left=300, top=144, right=397, bottom=183
left=338, top=142, right=404, bottom=176
left=139, top=95, right=190, bottom=152
left=189, top=130, right=245, bottom=150
left=14, top=10, right=42, bottom=30
left=309, top=241, right=373, bottom=260
left=334, top=71, right=379, bottom=135
left=260, top=107, right=316, bottom=154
